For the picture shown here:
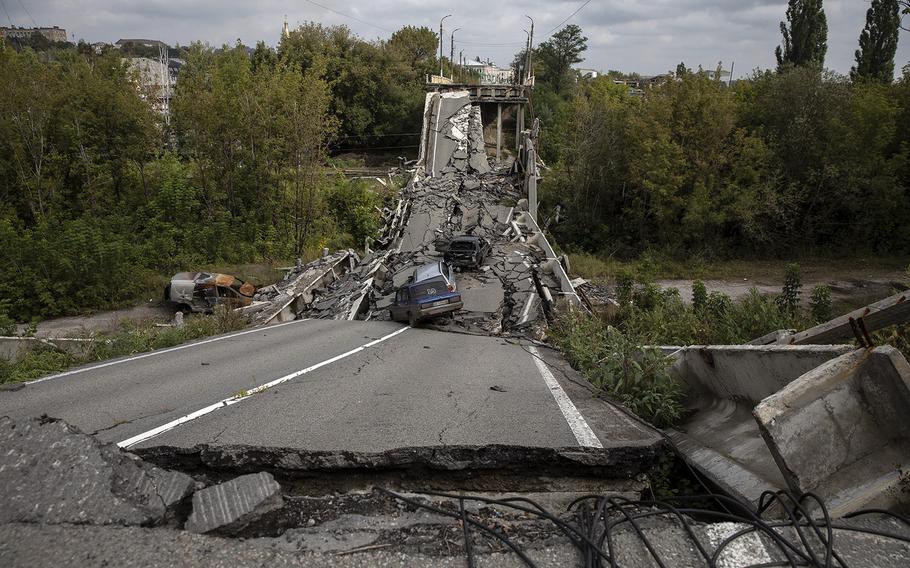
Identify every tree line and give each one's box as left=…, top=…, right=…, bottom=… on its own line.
left=534, top=0, right=910, bottom=258
left=0, top=23, right=443, bottom=321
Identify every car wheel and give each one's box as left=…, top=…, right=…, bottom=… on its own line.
left=408, top=311, right=418, bottom=327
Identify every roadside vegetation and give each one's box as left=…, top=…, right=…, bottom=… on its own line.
left=529, top=5, right=910, bottom=271
left=0, top=307, right=246, bottom=384
left=0, top=25, right=421, bottom=323
left=551, top=262, right=910, bottom=427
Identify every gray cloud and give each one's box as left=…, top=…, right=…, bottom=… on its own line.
left=6, top=1, right=910, bottom=78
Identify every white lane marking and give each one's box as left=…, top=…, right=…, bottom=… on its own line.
left=26, top=319, right=311, bottom=386
left=518, top=292, right=536, bottom=325
left=117, top=326, right=411, bottom=449
left=528, top=346, right=603, bottom=448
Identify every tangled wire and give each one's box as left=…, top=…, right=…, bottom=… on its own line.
left=375, top=487, right=910, bottom=568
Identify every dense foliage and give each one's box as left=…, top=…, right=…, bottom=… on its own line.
left=777, top=0, right=828, bottom=70
left=0, top=36, right=410, bottom=322
left=538, top=68, right=910, bottom=258
left=853, top=0, right=901, bottom=83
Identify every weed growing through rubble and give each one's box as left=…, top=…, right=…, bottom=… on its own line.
left=0, top=307, right=248, bottom=384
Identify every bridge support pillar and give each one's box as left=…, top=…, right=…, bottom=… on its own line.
left=516, top=105, right=524, bottom=150
left=496, top=103, right=502, bottom=162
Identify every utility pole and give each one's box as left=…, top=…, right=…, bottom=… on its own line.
left=728, top=61, right=735, bottom=87
left=524, top=15, right=534, bottom=84
left=450, top=28, right=461, bottom=81
left=522, top=29, right=530, bottom=85
left=438, top=14, right=451, bottom=78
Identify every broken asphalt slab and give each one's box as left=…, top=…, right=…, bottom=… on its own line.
left=185, top=472, right=284, bottom=535
left=0, top=416, right=194, bottom=527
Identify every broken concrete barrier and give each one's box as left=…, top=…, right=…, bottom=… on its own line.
left=0, top=416, right=194, bottom=526
left=754, top=347, right=910, bottom=516
left=185, top=472, right=284, bottom=535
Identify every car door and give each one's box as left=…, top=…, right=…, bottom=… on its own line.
left=389, top=288, right=409, bottom=321
left=479, top=238, right=491, bottom=262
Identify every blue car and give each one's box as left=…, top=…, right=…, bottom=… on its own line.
left=390, top=262, right=463, bottom=326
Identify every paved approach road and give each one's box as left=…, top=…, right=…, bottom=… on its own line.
left=0, top=319, right=657, bottom=454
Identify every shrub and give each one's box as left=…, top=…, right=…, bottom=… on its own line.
left=615, top=270, right=635, bottom=305
left=810, top=285, right=833, bottom=323
left=0, top=300, right=14, bottom=336
left=777, top=263, right=802, bottom=315
left=692, top=280, right=708, bottom=313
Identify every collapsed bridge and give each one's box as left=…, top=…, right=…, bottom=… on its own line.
left=246, top=88, right=579, bottom=338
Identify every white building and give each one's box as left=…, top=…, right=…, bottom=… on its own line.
left=462, top=57, right=513, bottom=85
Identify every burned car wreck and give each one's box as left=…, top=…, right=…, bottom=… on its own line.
left=164, top=272, right=256, bottom=313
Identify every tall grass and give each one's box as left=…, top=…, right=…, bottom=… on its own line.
left=0, top=306, right=248, bottom=384
left=550, top=311, right=683, bottom=428
left=551, top=266, right=820, bottom=428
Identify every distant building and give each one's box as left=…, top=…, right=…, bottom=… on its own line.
left=1, top=26, right=67, bottom=43
left=462, top=57, right=513, bottom=85
left=115, top=38, right=168, bottom=50
left=576, top=68, right=600, bottom=79
left=126, top=57, right=182, bottom=119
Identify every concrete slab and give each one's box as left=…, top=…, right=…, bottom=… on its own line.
left=458, top=275, right=504, bottom=313
left=667, top=345, right=853, bottom=507
left=754, top=347, right=910, bottom=516
left=0, top=416, right=193, bottom=527
left=185, top=472, right=283, bottom=535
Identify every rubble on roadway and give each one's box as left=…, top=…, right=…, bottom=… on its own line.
left=298, top=170, right=558, bottom=339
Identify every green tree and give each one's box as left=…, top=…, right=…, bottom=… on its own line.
left=536, top=24, right=588, bottom=93
left=387, top=26, right=437, bottom=74
left=852, top=0, right=900, bottom=83
left=776, top=0, right=828, bottom=70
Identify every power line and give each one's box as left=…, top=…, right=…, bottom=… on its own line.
left=336, top=132, right=421, bottom=139
left=14, top=0, right=36, bottom=27
left=457, top=40, right=526, bottom=47
left=0, top=0, right=13, bottom=27
left=543, top=0, right=592, bottom=38
left=302, top=0, right=395, bottom=34
left=331, top=144, right=420, bottom=151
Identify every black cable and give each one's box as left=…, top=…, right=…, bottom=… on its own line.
left=14, top=0, right=35, bottom=27
left=374, top=488, right=540, bottom=567
left=460, top=498, right=476, bottom=568
left=302, top=0, right=395, bottom=34
left=542, top=0, right=593, bottom=38
left=374, top=487, right=910, bottom=567
left=0, top=0, right=13, bottom=27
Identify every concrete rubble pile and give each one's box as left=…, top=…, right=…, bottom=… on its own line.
left=420, top=91, right=491, bottom=178
left=240, top=250, right=359, bottom=326
left=649, top=291, right=910, bottom=517
left=294, top=89, right=573, bottom=337
left=299, top=171, right=561, bottom=338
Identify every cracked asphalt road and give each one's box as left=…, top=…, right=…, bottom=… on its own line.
left=0, top=319, right=659, bottom=454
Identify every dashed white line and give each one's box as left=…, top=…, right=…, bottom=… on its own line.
left=25, top=319, right=311, bottom=386
left=117, top=326, right=411, bottom=449
left=528, top=346, right=603, bottom=448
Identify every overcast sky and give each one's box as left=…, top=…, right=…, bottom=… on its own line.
left=5, top=1, right=910, bottom=78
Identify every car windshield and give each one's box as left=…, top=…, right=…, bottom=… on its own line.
left=410, top=277, right=448, bottom=298
left=450, top=241, right=475, bottom=250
